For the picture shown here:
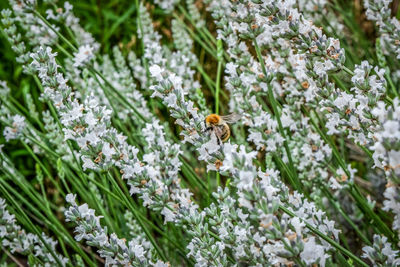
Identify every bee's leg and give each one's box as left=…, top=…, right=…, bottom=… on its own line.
left=216, top=136, right=222, bottom=146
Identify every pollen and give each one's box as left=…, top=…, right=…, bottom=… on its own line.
left=215, top=159, right=223, bottom=170
left=301, top=81, right=309, bottom=89
left=94, top=152, right=103, bottom=163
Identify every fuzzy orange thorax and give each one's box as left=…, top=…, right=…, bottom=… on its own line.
left=205, top=114, right=221, bottom=126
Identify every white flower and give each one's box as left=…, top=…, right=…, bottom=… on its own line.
left=141, top=193, right=154, bottom=207
left=3, top=115, right=26, bottom=141
left=82, top=156, right=97, bottom=170
left=161, top=206, right=175, bottom=223
left=102, top=142, right=116, bottom=160
left=388, top=150, right=400, bottom=169
left=198, top=133, right=219, bottom=162
left=153, top=260, right=169, bottom=267
left=300, top=237, right=328, bottom=267
left=66, top=193, right=76, bottom=204
left=290, top=217, right=305, bottom=235
left=149, top=65, right=163, bottom=80
left=77, top=203, right=94, bottom=218
left=382, top=120, right=399, bottom=138
left=133, top=244, right=145, bottom=259
left=237, top=170, right=254, bottom=190
left=73, top=45, right=94, bottom=67
left=237, top=208, right=249, bottom=222
left=253, top=232, right=266, bottom=246
left=143, top=153, right=156, bottom=164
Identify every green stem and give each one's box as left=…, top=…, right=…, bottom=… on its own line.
left=321, top=184, right=371, bottom=245
left=215, top=40, right=223, bottom=188
left=349, top=184, right=395, bottom=240
left=216, top=172, right=221, bottom=188
left=180, top=157, right=207, bottom=191
left=273, top=154, right=298, bottom=190
left=215, top=40, right=223, bottom=114
left=57, top=160, right=72, bottom=193
left=176, top=5, right=231, bottom=61
left=215, top=38, right=223, bottom=186
left=21, top=141, right=65, bottom=197
left=33, top=10, right=78, bottom=52
left=1, top=132, right=95, bottom=265
left=38, top=177, right=51, bottom=213
left=195, top=64, right=229, bottom=101
left=385, top=71, right=400, bottom=98
left=177, top=5, right=217, bottom=47
left=207, top=171, right=211, bottom=206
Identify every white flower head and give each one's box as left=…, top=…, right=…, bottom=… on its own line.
left=149, top=64, right=163, bottom=81
left=73, top=45, right=94, bottom=67
left=66, top=193, right=76, bottom=204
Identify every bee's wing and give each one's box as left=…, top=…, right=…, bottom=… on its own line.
left=220, top=113, right=241, bottom=124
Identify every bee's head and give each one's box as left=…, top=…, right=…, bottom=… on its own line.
left=205, top=114, right=220, bottom=127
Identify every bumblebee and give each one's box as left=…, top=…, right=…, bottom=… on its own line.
left=205, top=113, right=241, bottom=143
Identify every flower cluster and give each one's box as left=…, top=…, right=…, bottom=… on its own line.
left=28, top=45, right=217, bottom=266
left=139, top=4, right=207, bottom=114
left=153, top=0, right=179, bottom=13
left=209, top=0, right=350, bottom=192
left=298, top=0, right=345, bottom=37
left=370, top=98, right=400, bottom=234
left=30, top=46, right=134, bottom=171
left=186, top=0, right=205, bottom=28
left=0, top=9, right=31, bottom=71
left=2, top=114, right=26, bottom=142
left=45, top=1, right=99, bottom=51
left=0, top=198, right=68, bottom=266
left=149, top=61, right=340, bottom=266
left=0, top=81, right=41, bottom=148
left=9, top=0, right=59, bottom=49
left=362, top=234, right=400, bottom=266
left=65, top=194, right=167, bottom=266
left=322, top=61, right=386, bottom=145
left=364, top=0, right=400, bottom=58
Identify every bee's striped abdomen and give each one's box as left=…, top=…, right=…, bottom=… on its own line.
left=220, top=125, right=230, bottom=142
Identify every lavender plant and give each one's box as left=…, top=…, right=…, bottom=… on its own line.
left=1, top=0, right=400, bottom=266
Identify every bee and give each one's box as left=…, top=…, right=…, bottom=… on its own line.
left=205, top=113, right=241, bottom=143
